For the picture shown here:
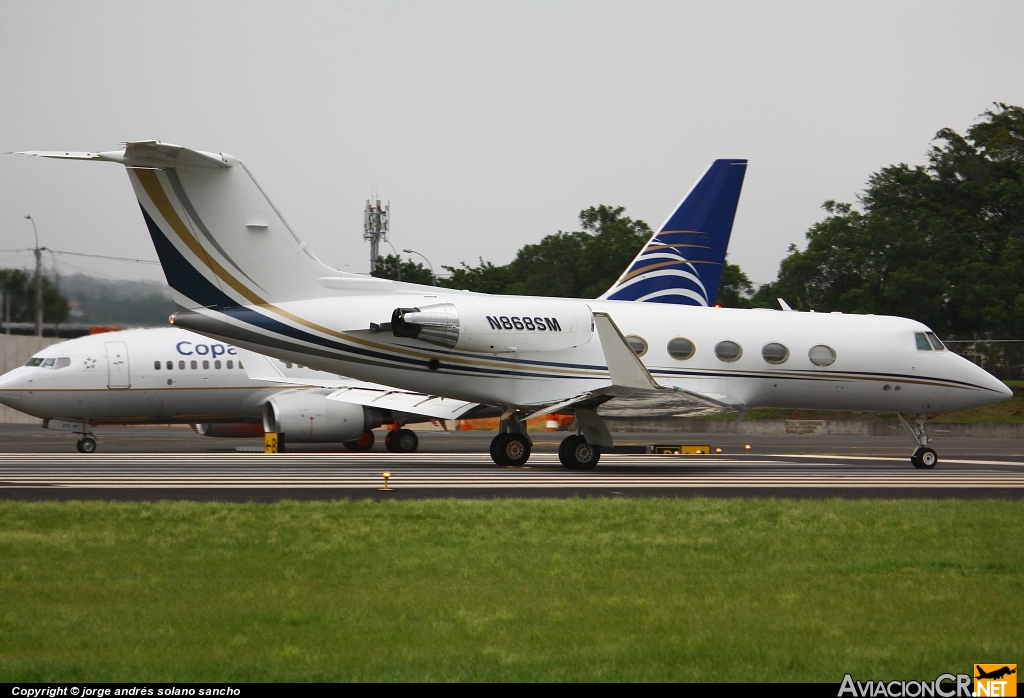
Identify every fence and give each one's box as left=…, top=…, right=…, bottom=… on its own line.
left=942, top=335, right=1024, bottom=380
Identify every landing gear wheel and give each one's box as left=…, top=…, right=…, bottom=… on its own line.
left=76, top=437, right=97, bottom=454
left=911, top=446, right=938, bottom=469
left=343, top=430, right=375, bottom=452
left=385, top=428, right=419, bottom=453
left=492, top=433, right=531, bottom=466
left=559, top=435, right=600, bottom=470
left=490, top=433, right=511, bottom=465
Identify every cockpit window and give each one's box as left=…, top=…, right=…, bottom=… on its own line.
left=25, top=358, right=43, bottom=367
left=926, top=332, right=945, bottom=351
left=54, top=357, right=71, bottom=370
left=914, top=332, right=931, bottom=351
left=40, top=358, right=55, bottom=369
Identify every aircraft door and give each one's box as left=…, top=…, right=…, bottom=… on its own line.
left=105, top=341, right=131, bottom=389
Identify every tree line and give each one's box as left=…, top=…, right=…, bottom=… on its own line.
left=373, top=103, right=1024, bottom=339
left=0, top=269, right=68, bottom=326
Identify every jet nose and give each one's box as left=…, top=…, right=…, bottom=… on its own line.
left=0, top=367, right=28, bottom=407
left=0, top=367, right=26, bottom=391
left=965, top=358, right=1013, bottom=403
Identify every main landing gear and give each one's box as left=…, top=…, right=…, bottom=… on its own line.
left=558, top=408, right=612, bottom=470
left=487, top=408, right=613, bottom=470
left=898, top=414, right=938, bottom=469
left=490, top=413, right=532, bottom=466
left=558, top=434, right=600, bottom=470
left=384, top=427, right=420, bottom=453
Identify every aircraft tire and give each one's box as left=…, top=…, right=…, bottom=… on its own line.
left=560, top=435, right=600, bottom=470
left=911, top=446, right=937, bottom=469
left=558, top=435, right=571, bottom=464
left=77, top=438, right=97, bottom=454
left=385, top=428, right=418, bottom=453
left=490, top=433, right=511, bottom=465
left=497, top=433, right=531, bottom=466
left=343, top=430, right=375, bottom=452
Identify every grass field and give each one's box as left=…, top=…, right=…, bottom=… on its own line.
left=1, top=498, right=1021, bottom=682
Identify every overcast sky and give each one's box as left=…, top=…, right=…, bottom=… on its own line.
left=2, top=1, right=1023, bottom=287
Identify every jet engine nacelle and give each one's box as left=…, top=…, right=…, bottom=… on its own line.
left=385, top=300, right=593, bottom=353
left=262, top=390, right=382, bottom=442
left=194, top=422, right=265, bottom=438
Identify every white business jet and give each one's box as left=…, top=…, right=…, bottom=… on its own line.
left=19, top=144, right=1010, bottom=469
left=0, top=327, right=482, bottom=453
left=0, top=158, right=744, bottom=454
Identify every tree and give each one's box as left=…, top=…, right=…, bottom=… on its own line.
left=371, top=254, right=436, bottom=286
left=761, top=103, right=1024, bottom=335
left=440, top=205, right=652, bottom=298
left=0, top=268, right=68, bottom=325
left=716, top=256, right=755, bottom=308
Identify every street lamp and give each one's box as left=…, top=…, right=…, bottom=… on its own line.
left=403, top=248, right=436, bottom=286
left=384, top=240, right=401, bottom=282
left=24, top=215, right=42, bottom=337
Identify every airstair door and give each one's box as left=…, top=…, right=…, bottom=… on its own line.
left=105, top=341, right=131, bottom=389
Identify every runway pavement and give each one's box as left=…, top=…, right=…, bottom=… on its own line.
left=2, top=449, right=1023, bottom=501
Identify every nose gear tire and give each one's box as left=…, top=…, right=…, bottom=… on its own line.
left=911, top=446, right=938, bottom=469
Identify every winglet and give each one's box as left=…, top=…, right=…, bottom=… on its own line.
left=778, top=298, right=793, bottom=311
left=234, top=347, right=286, bottom=382
left=592, top=312, right=660, bottom=390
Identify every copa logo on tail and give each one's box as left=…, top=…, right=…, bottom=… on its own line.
left=600, top=159, right=747, bottom=306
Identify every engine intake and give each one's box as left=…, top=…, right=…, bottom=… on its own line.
left=262, top=390, right=382, bottom=442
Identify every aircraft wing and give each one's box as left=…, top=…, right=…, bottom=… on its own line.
left=526, top=312, right=743, bottom=420
left=324, top=387, right=478, bottom=420
left=235, top=347, right=480, bottom=420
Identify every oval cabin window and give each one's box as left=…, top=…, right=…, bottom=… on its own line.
left=715, top=340, right=743, bottom=363
left=761, top=342, right=790, bottom=365
left=667, top=337, right=696, bottom=360
left=809, top=344, right=836, bottom=366
left=625, top=335, right=648, bottom=357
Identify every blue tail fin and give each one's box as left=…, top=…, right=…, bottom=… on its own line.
left=600, top=159, right=747, bottom=305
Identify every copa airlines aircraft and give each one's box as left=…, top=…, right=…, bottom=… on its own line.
left=0, top=327, right=483, bottom=453
left=19, top=143, right=1011, bottom=469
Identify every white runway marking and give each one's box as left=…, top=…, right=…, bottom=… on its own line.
left=0, top=453, right=1022, bottom=489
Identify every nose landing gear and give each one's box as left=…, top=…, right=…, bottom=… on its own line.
left=898, top=414, right=938, bottom=469
left=76, top=437, right=97, bottom=454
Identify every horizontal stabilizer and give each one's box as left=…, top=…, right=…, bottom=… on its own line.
left=16, top=141, right=230, bottom=171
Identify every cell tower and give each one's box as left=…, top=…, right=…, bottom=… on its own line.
left=363, top=197, right=390, bottom=273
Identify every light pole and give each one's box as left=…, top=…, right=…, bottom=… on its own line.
left=384, top=240, right=401, bottom=282
left=403, top=248, right=436, bottom=286
left=24, top=215, right=42, bottom=337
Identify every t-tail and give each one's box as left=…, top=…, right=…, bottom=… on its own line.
left=15, top=141, right=396, bottom=310
left=599, top=158, right=747, bottom=306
